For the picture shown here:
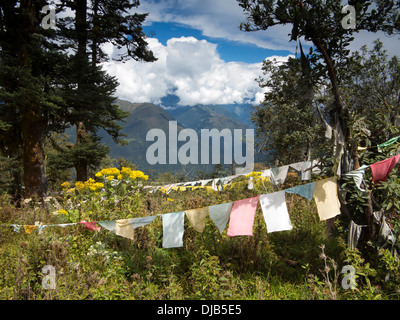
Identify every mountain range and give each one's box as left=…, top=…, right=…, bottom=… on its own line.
left=99, top=99, right=267, bottom=177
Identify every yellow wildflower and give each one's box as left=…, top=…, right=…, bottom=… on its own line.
left=129, top=170, right=149, bottom=181
left=106, top=176, right=114, bottom=181
left=95, top=182, right=104, bottom=189
left=88, top=182, right=104, bottom=191
left=245, top=171, right=262, bottom=178
left=57, top=209, right=68, bottom=215
left=167, top=198, right=174, bottom=202
left=61, top=181, right=70, bottom=189
left=121, top=167, right=132, bottom=175
left=75, top=181, right=85, bottom=191
left=117, top=174, right=123, bottom=179
left=95, top=167, right=120, bottom=177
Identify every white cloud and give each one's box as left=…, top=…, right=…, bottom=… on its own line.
left=101, top=36, right=291, bottom=106
left=137, top=0, right=400, bottom=57
left=138, top=0, right=297, bottom=52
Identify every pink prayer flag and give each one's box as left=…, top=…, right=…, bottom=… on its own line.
left=227, top=196, right=259, bottom=236
left=370, top=155, right=400, bottom=183
left=79, top=220, right=101, bottom=231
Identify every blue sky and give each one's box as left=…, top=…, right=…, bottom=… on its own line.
left=142, top=22, right=293, bottom=64
left=101, top=0, right=400, bottom=106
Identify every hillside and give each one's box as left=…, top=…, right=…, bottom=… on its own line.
left=100, top=101, right=185, bottom=175
left=167, top=104, right=248, bottom=132
left=100, top=99, right=267, bottom=177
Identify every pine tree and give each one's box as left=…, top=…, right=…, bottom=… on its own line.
left=0, top=0, right=67, bottom=198
left=55, top=0, right=156, bottom=182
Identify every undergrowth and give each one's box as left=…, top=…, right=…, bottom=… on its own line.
left=0, top=170, right=399, bottom=300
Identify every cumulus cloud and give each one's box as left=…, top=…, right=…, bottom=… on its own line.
left=101, top=36, right=290, bottom=106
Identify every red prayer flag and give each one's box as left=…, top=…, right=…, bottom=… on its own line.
left=79, top=220, right=101, bottom=231
left=227, top=196, right=259, bottom=236
left=370, top=155, right=400, bottom=183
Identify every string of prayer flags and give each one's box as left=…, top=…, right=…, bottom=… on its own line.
left=185, top=207, right=209, bottom=233
left=162, top=211, right=185, bottom=248
left=227, top=196, right=259, bottom=236
left=370, top=155, right=400, bottom=183
left=260, top=191, right=293, bottom=233
left=313, top=177, right=341, bottom=221
left=285, top=182, right=316, bottom=201
left=7, top=222, right=79, bottom=234
left=208, top=202, right=233, bottom=234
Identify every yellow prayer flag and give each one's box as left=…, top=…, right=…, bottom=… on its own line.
left=23, top=225, right=38, bottom=234
left=185, top=207, right=209, bottom=232
left=313, top=177, right=341, bottom=221
left=115, top=219, right=135, bottom=240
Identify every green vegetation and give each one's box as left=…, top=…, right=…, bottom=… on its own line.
left=0, top=165, right=399, bottom=300
left=1, top=0, right=400, bottom=301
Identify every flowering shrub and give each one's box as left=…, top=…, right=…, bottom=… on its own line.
left=95, top=167, right=149, bottom=181
left=59, top=167, right=147, bottom=222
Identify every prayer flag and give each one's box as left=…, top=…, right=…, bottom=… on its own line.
left=209, top=202, right=233, bottom=233
left=285, top=182, right=316, bottom=201
left=79, top=220, right=101, bottom=231
left=227, top=196, right=259, bottom=236
left=260, top=191, right=293, bottom=233
left=162, top=211, right=185, bottom=248
left=185, top=207, right=209, bottom=232
left=313, top=177, right=341, bottom=221
left=115, top=216, right=158, bottom=240
left=370, top=155, right=400, bottom=183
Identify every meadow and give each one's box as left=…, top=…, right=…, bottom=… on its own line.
left=0, top=167, right=399, bottom=300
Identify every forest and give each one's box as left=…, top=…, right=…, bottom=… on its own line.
left=0, top=0, right=400, bottom=301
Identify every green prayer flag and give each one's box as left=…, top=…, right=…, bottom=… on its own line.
left=377, top=136, right=400, bottom=149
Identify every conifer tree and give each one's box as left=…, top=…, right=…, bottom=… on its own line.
left=0, top=0, right=66, bottom=198
left=55, top=0, right=156, bottom=181
left=0, top=0, right=156, bottom=197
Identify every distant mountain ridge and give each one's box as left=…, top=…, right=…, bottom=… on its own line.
left=98, top=99, right=266, bottom=177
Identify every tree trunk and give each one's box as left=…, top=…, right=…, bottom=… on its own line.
left=21, top=111, right=47, bottom=198
left=74, top=0, right=89, bottom=182
left=17, top=1, right=47, bottom=199
left=75, top=121, right=88, bottom=182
